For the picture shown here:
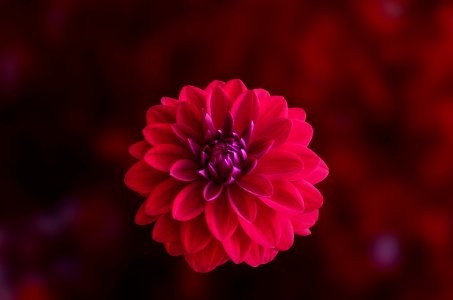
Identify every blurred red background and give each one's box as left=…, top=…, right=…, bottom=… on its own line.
left=1, top=0, right=453, bottom=299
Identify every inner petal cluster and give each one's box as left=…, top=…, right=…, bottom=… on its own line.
left=199, top=131, right=245, bottom=184
left=197, top=111, right=254, bottom=187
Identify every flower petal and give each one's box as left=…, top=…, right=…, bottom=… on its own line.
left=231, top=90, right=259, bottom=135
left=179, top=85, right=206, bottom=110
left=253, top=117, right=292, bottom=147
left=164, top=241, right=185, bottom=256
left=275, top=216, right=294, bottom=251
left=180, top=214, right=212, bottom=253
left=135, top=201, right=158, bottom=225
left=279, top=143, right=328, bottom=183
left=204, top=80, right=225, bottom=92
left=144, top=144, right=191, bottom=172
left=152, top=213, right=180, bottom=243
left=203, top=181, right=224, bottom=201
left=253, top=150, right=303, bottom=180
left=222, top=227, right=252, bottom=264
left=143, top=123, right=180, bottom=146
left=288, top=107, right=306, bottom=121
left=287, top=119, right=313, bottom=146
left=259, top=181, right=304, bottom=214
left=171, top=123, right=204, bottom=145
left=184, top=240, right=228, bottom=273
left=253, top=88, right=270, bottom=99
left=207, top=86, right=232, bottom=130
left=228, top=184, right=258, bottom=223
left=176, top=101, right=203, bottom=132
left=205, top=190, right=238, bottom=240
left=146, top=105, right=176, bottom=124
left=239, top=202, right=282, bottom=248
left=243, top=243, right=278, bottom=267
left=172, top=180, right=206, bottom=221
left=260, top=248, right=278, bottom=265
left=237, top=174, right=273, bottom=197
left=170, top=159, right=200, bottom=182
left=258, top=95, right=288, bottom=120
left=305, top=158, right=329, bottom=184
left=247, top=139, right=274, bottom=159
left=124, top=161, right=168, bottom=195
left=292, top=180, right=323, bottom=212
left=160, top=97, right=178, bottom=107
left=146, top=178, right=185, bottom=215
left=291, top=210, right=319, bottom=236
left=223, top=79, right=247, bottom=100
left=128, top=140, right=149, bottom=159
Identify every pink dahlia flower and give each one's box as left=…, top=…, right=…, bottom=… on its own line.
left=125, top=79, right=328, bottom=272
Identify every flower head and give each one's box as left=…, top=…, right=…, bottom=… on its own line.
left=125, top=79, right=328, bottom=272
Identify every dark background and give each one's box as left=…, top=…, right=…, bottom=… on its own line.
left=1, top=0, right=453, bottom=299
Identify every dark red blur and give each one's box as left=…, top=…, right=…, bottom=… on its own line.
left=1, top=0, right=453, bottom=299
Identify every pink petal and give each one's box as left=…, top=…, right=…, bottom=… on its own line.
left=247, top=139, right=274, bottom=158
left=172, top=180, right=206, bottom=221
left=146, top=105, right=176, bottom=125
left=259, top=181, right=304, bottom=214
left=242, top=157, right=258, bottom=175
left=205, top=191, right=238, bottom=240
left=128, top=140, right=149, bottom=159
left=288, top=107, right=306, bottom=121
left=164, top=241, right=184, bottom=256
left=222, top=227, right=252, bottom=264
left=179, top=85, right=206, bottom=110
left=254, top=88, right=270, bottom=99
left=279, top=143, right=328, bottom=183
left=207, top=86, right=232, bottom=130
left=152, top=213, right=180, bottom=243
left=243, top=243, right=262, bottom=267
left=180, top=214, right=212, bottom=253
left=160, top=97, right=178, bottom=107
left=228, top=184, right=258, bottom=223
left=231, top=90, right=259, bottom=135
left=135, top=201, right=158, bottom=225
left=176, top=101, right=203, bottom=132
left=239, top=202, right=282, bottom=248
left=223, top=79, right=247, bottom=100
left=292, top=180, right=323, bottom=212
left=203, top=181, right=224, bottom=201
left=260, top=248, right=278, bottom=265
left=252, top=117, right=292, bottom=147
left=275, top=216, right=294, bottom=251
left=144, top=144, right=191, bottom=172
left=287, top=119, right=313, bottom=146
left=187, top=138, right=201, bottom=158
left=258, top=95, right=288, bottom=120
left=170, top=159, right=200, bottom=182
left=305, top=158, right=329, bottom=184
left=204, top=80, right=225, bottom=92
left=253, top=150, right=303, bottom=180
left=146, top=179, right=185, bottom=215
left=124, top=161, right=168, bottom=195
left=291, top=210, right=319, bottom=236
left=143, top=123, right=180, bottom=146
left=184, top=240, right=228, bottom=273
left=171, top=123, right=204, bottom=145
left=237, top=174, right=273, bottom=197
left=243, top=243, right=278, bottom=267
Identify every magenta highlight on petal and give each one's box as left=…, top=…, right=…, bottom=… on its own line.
left=124, top=79, right=329, bottom=272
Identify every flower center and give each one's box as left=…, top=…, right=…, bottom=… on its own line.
left=200, top=130, right=246, bottom=184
